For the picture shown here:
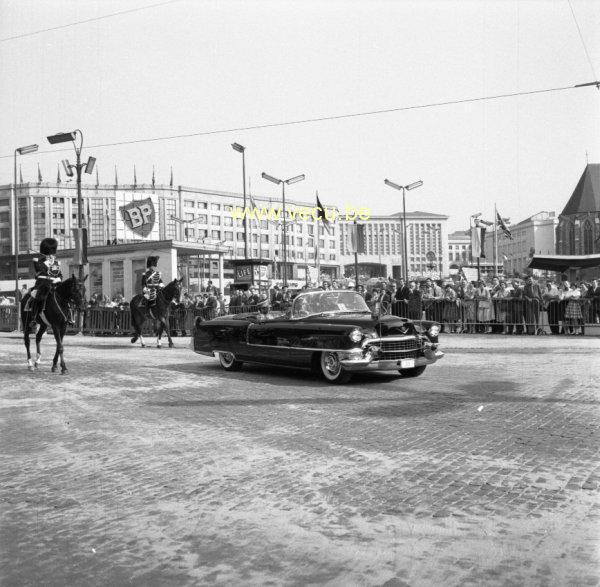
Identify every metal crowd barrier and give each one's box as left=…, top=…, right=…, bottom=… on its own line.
left=1, top=298, right=599, bottom=336
left=388, top=297, right=600, bottom=334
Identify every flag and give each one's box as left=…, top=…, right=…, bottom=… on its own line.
left=19, top=165, right=23, bottom=184
left=95, top=166, right=99, bottom=187
left=348, top=223, right=366, bottom=254
left=86, top=199, right=91, bottom=229
left=315, top=191, right=331, bottom=234
left=57, top=164, right=61, bottom=184
left=169, top=166, right=173, bottom=187
left=151, top=165, right=156, bottom=188
left=496, top=210, right=512, bottom=239
left=37, top=163, right=42, bottom=183
left=470, top=225, right=486, bottom=258
left=72, top=228, right=88, bottom=264
left=133, top=165, right=137, bottom=187
left=114, top=165, right=119, bottom=186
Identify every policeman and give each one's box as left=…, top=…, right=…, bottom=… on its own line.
left=26, top=238, right=63, bottom=327
left=141, top=256, right=164, bottom=307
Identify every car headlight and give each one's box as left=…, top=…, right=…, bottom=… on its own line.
left=428, top=324, right=440, bottom=337
left=348, top=328, right=363, bottom=343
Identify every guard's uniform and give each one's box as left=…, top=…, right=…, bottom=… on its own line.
left=142, top=256, right=163, bottom=306
left=27, top=238, right=64, bottom=326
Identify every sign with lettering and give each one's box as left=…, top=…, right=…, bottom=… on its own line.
left=235, top=264, right=252, bottom=283
left=119, top=197, right=155, bottom=237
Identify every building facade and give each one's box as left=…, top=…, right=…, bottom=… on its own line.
left=338, top=211, right=449, bottom=280
left=483, top=211, right=558, bottom=277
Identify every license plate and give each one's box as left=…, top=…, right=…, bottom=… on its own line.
left=399, top=359, right=415, bottom=369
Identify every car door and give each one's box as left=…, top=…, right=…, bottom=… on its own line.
left=245, top=316, right=291, bottom=363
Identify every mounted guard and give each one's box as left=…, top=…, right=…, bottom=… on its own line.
left=24, top=238, right=69, bottom=327
left=141, top=255, right=164, bottom=308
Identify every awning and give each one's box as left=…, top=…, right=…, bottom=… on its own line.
left=527, top=254, right=600, bottom=271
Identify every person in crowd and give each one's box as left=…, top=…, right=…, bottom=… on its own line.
left=458, top=279, right=476, bottom=334
left=380, top=286, right=393, bottom=314
left=271, top=285, right=283, bottom=310
left=406, top=280, right=422, bottom=320
left=247, top=287, right=260, bottom=308
left=281, top=286, right=292, bottom=310
left=474, top=280, right=493, bottom=333
left=587, top=278, right=600, bottom=324
left=542, top=279, right=562, bottom=335
left=194, top=294, right=205, bottom=309
left=19, top=283, right=28, bottom=302
left=442, top=283, right=460, bottom=333
left=180, top=292, right=193, bottom=309
left=564, top=282, right=584, bottom=335
left=205, top=291, right=218, bottom=320
left=422, top=278, right=444, bottom=324
left=505, top=280, right=524, bottom=335
left=523, top=275, right=543, bottom=335
left=394, top=278, right=409, bottom=318
left=492, top=280, right=511, bottom=334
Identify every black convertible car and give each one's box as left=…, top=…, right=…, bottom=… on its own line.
left=191, top=290, right=444, bottom=384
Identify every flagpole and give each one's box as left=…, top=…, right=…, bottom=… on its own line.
left=315, top=199, right=321, bottom=286
left=354, top=221, right=359, bottom=291
left=493, top=203, right=498, bottom=278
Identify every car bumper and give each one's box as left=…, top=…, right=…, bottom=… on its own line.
left=340, top=349, right=444, bottom=372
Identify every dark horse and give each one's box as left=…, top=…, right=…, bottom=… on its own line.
left=130, top=278, right=183, bottom=348
left=20, top=275, right=87, bottom=374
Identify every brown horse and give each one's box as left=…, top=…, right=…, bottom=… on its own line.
left=20, top=275, right=87, bottom=374
left=129, top=278, right=183, bottom=348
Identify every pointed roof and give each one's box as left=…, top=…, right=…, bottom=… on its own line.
left=561, top=164, right=600, bottom=215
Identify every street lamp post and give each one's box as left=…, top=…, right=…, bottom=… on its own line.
left=231, top=143, right=249, bottom=259
left=261, top=172, right=305, bottom=287
left=13, top=143, right=39, bottom=329
left=47, top=130, right=95, bottom=289
left=384, top=178, right=423, bottom=282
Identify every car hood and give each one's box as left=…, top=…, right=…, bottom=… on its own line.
left=301, top=312, right=415, bottom=336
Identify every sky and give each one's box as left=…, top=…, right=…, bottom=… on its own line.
left=1, top=0, right=599, bottom=232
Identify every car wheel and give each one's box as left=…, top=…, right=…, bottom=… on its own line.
left=219, top=352, right=243, bottom=371
left=398, top=365, right=426, bottom=378
left=319, top=351, right=352, bottom=384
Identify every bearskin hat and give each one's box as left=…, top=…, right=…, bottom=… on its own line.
left=146, top=255, right=159, bottom=268
left=40, top=238, right=58, bottom=255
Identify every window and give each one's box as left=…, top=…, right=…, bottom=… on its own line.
left=211, top=203, right=221, bottom=211
left=583, top=221, right=594, bottom=254
left=319, top=239, right=324, bottom=248
left=224, top=231, right=233, bottom=241
left=185, top=212, right=194, bottom=221
left=237, top=233, right=245, bottom=241
left=197, top=214, right=207, bottom=224
left=211, top=215, right=221, bottom=225
left=329, top=240, right=335, bottom=248
left=297, top=237, right=303, bottom=247
left=198, top=229, right=208, bottom=239
left=211, top=230, right=221, bottom=239
left=184, top=200, right=194, bottom=208
left=198, top=202, right=207, bottom=209
left=308, top=225, right=314, bottom=235
left=252, top=248, right=258, bottom=257
left=261, top=234, right=269, bottom=243
left=252, top=233, right=258, bottom=242
left=297, top=252, right=304, bottom=260
left=329, top=253, right=336, bottom=260
left=224, top=216, right=233, bottom=226
left=260, top=220, right=268, bottom=229
left=308, top=238, right=314, bottom=247
left=236, top=247, right=245, bottom=256
left=0, top=211, right=9, bottom=223
left=185, top=228, right=195, bottom=238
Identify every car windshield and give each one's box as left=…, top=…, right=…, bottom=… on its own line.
left=290, top=290, right=370, bottom=318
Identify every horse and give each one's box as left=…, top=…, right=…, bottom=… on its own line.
left=129, top=278, right=183, bottom=348
left=20, top=275, right=87, bottom=374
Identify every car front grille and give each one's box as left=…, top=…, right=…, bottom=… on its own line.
left=374, top=337, right=422, bottom=361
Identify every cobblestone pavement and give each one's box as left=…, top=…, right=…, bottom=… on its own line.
left=0, top=332, right=599, bottom=586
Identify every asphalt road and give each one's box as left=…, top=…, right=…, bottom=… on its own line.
left=0, top=332, right=599, bottom=586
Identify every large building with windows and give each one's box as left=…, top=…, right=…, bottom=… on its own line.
left=0, top=180, right=341, bottom=297
left=338, top=211, right=449, bottom=280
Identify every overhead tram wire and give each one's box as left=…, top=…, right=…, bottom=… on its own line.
left=1, top=81, right=598, bottom=160
left=567, top=0, right=599, bottom=82
left=0, top=0, right=183, bottom=43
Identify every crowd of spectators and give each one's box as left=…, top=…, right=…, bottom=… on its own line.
left=357, top=275, right=599, bottom=335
